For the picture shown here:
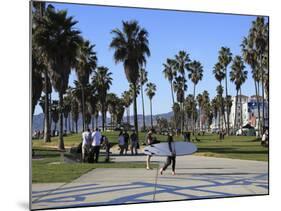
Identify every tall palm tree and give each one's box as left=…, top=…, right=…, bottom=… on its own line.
left=218, top=47, right=232, bottom=135
left=51, top=100, right=59, bottom=135
left=172, top=103, right=181, bottom=130
left=173, top=75, right=187, bottom=133
left=201, top=90, right=210, bottom=131
left=188, top=60, right=203, bottom=132
left=173, top=51, right=190, bottom=131
left=33, top=5, right=83, bottom=150
left=63, top=94, right=72, bottom=133
left=196, top=93, right=203, bottom=131
left=122, top=90, right=133, bottom=125
left=230, top=56, right=247, bottom=132
left=139, top=68, right=148, bottom=131
left=92, top=66, right=113, bottom=131
left=110, top=20, right=150, bottom=137
left=145, top=82, right=156, bottom=128
left=32, top=1, right=53, bottom=143
left=213, top=62, right=227, bottom=129
left=216, top=85, right=224, bottom=131
left=107, top=93, right=118, bottom=129
left=163, top=58, right=176, bottom=104
left=211, top=97, right=220, bottom=130
left=75, top=39, right=97, bottom=131
left=185, top=94, right=197, bottom=132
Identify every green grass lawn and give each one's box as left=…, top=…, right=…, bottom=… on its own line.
left=32, top=131, right=268, bottom=161
left=32, top=149, right=158, bottom=183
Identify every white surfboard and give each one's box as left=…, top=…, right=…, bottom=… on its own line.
left=143, top=141, right=197, bottom=156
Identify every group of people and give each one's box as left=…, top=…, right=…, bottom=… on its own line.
left=118, top=130, right=139, bottom=155
left=82, top=128, right=110, bottom=163
left=81, top=128, right=177, bottom=175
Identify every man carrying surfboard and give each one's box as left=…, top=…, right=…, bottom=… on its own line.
left=159, top=133, right=176, bottom=175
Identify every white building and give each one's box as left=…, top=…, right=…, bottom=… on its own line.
left=229, top=95, right=249, bottom=129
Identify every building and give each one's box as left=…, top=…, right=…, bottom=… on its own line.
left=211, top=95, right=269, bottom=132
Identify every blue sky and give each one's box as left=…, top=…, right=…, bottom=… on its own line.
left=34, top=2, right=266, bottom=115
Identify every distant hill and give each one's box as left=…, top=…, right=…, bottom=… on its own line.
left=32, top=111, right=174, bottom=131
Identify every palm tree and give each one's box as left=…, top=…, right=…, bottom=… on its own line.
left=71, top=97, right=79, bottom=133
left=211, top=97, right=220, bottom=130
left=185, top=94, right=197, bottom=132
left=173, top=75, right=187, bottom=133
left=188, top=60, right=203, bottom=132
left=107, top=93, right=118, bottom=129
left=139, top=68, right=148, bottom=131
left=196, top=94, right=203, bottom=131
left=172, top=102, right=181, bottom=131
left=145, top=82, right=157, bottom=128
left=218, top=47, right=232, bottom=135
left=110, top=20, right=150, bottom=137
left=173, top=51, right=190, bottom=131
left=216, top=85, right=224, bottom=131
left=163, top=58, right=176, bottom=104
left=32, top=1, right=52, bottom=143
left=230, top=55, right=247, bottom=132
left=51, top=100, right=59, bottom=135
left=122, top=90, right=133, bottom=125
left=75, top=39, right=97, bottom=131
left=63, top=94, right=72, bottom=133
left=201, top=90, right=210, bottom=131
left=33, top=5, right=83, bottom=150
left=92, top=66, right=113, bottom=131
left=213, top=62, right=227, bottom=129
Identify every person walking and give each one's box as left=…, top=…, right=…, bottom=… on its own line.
left=82, top=128, right=92, bottom=162
left=146, top=130, right=153, bottom=170
left=102, top=135, right=111, bottom=162
left=159, top=133, right=176, bottom=175
left=130, top=130, right=139, bottom=155
left=91, top=128, right=102, bottom=163
left=123, top=130, right=129, bottom=155
left=118, top=131, right=125, bottom=155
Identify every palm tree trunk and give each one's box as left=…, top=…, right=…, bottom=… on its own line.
left=170, top=81, right=175, bottom=104
left=75, top=120, right=78, bottom=133
left=102, top=102, right=105, bottom=131
left=64, top=116, right=67, bottom=134
left=256, top=81, right=261, bottom=136
left=141, top=84, right=146, bottom=131
left=218, top=110, right=221, bottom=132
left=126, top=107, right=130, bottom=125
left=68, top=114, right=71, bottom=133
left=240, top=89, right=243, bottom=129
left=95, top=114, right=98, bottom=129
left=193, top=84, right=196, bottom=134
left=81, top=86, right=85, bottom=131
left=234, top=89, right=238, bottom=133
left=133, top=83, right=139, bottom=137
left=58, top=93, right=65, bottom=150
left=91, top=115, right=95, bottom=129
left=224, top=68, right=230, bottom=135
left=44, top=70, right=51, bottom=143
left=150, top=99, right=153, bottom=128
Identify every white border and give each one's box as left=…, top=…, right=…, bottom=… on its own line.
left=0, top=0, right=280, bottom=211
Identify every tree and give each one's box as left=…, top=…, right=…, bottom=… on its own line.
left=33, top=5, right=83, bottom=150
left=51, top=100, right=59, bottom=135
left=185, top=94, right=197, bottom=132
left=230, top=55, right=247, bottom=132
left=173, top=75, right=187, bottom=133
left=188, top=60, right=203, bottom=132
left=216, top=85, right=224, bottom=131
left=122, top=90, right=133, bottom=125
left=163, top=58, right=176, bottom=104
left=213, top=62, right=227, bottom=129
left=75, top=39, right=97, bottom=131
left=173, top=51, right=190, bottom=132
left=110, top=20, right=150, bottom=137
left=145, top=82, right=157, bottom=128
left=218, top=47, right=232, bottom=135
left=139, top=68, right=148, bottom=131
left=63, top=94, right=72, bottom=133
left=92, top=66, right=112, bottom=131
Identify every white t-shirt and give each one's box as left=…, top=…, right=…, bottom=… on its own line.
left=92, top=131, right=102, bottom=146
left=82, top=131, right=91, bottom=146
left=118, top=135, right=125, bottom=146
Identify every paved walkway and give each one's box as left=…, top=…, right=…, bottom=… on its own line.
left=32, top=155, right=268, bottom=210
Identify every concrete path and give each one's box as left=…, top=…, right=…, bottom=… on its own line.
left=32, top=155, right=268, bottom=210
